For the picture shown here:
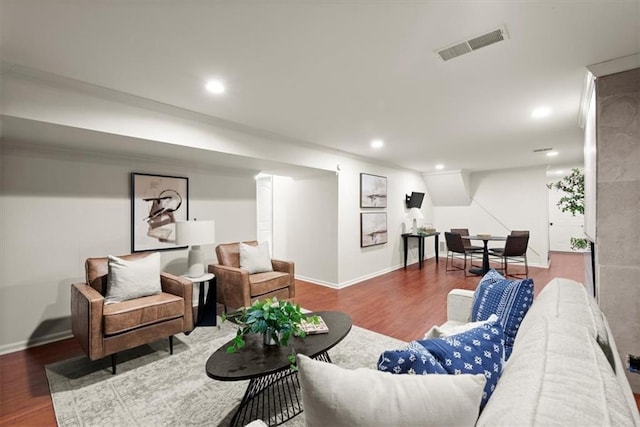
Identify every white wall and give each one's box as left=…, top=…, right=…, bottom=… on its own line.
left=273, top=173, right=339, bottom=285
left=0, top=144, right=257, bottom=353
left=433, top=166, right=550, bottom=267
left=337, top=159, right=433, bottom=286
left=0, top=69, right=430, bottom=351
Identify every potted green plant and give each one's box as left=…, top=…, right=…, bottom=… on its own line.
left=547, top=168, right=588, bottom=250
left=223, top=297, right=318, bottom=366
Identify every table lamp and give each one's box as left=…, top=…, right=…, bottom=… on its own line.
left=406, top=208, right=424, bottom=234
left=175, top=219, right=215, bottom=278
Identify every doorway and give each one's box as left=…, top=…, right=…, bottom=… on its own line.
left=548, top=174, right=586, bottom=252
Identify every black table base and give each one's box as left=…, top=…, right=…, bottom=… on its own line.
left=401, top=232, right=440, bottom=269
left=230, top=352, right=332, bottom=427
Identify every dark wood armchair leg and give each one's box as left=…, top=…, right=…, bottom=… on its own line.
left=169, top=335, right=174, bottom=355
left=111, top=354, right=117, bottom=375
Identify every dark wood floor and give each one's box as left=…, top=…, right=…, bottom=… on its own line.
left=1, top=252, right=637, bottom=426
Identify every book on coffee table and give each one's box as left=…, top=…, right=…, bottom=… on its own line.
left=300, top=316, right=329, bottom=334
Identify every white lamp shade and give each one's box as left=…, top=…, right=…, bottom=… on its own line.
left=407, top=208, right=424, bottom=221
left=175, top=220, right=216, bottom=247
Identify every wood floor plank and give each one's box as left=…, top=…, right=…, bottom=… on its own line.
left=1, top=251, right=637, bottom=426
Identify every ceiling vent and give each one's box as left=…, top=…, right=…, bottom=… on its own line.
left=436, top=26, right=508, bottom=61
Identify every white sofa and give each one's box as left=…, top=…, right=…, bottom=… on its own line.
left=297, top=277, right=640, bottom=426
left=445, top=278, right=639, bottom=426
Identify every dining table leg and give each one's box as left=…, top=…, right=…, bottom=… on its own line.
left=469, top=238, right=490, bottom=276
left=481, top=239, right=490, bottom=274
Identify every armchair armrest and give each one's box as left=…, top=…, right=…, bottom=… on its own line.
left=271, top=259, right=294, bottom=275
left=209, top=264, right=251, bottom=309
left=447, top=289, right=475, bottom=323
left=160, top=272, right=192, bottom=298
left=161, top=272, right=193, bottom=331
left=71, top=282, right=105, bottom=360
left=271, top=259, right=295, bottom=298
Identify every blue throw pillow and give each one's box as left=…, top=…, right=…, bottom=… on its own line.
left=471, top=269, right=534, bottom=359
left=418, top=321, right=505, bottom=409
left=377, top=340, right=447, bottom=375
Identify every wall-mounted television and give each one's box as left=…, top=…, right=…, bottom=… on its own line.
left=405, top=192, right=425, bottom=209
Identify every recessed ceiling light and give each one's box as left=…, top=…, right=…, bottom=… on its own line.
left=546, top=151, right=559, bottom=157
left=554, top=170, right=564, bottom=175
left=370, top=139, right=384, bottom=149
left=205, top=80, right=225, bottom=94
left=435, top=164, right=445, bottom=170
left=531, top=106, right=551, bottom=119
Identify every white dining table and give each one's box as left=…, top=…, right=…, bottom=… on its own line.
left=464, top=235, right=507, bottom=275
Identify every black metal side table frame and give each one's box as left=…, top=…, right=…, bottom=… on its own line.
left=183, top=273, right=217, bottom=335
left=231, top=352, right=331, bottom=426
left=402, top=232, right=440, bottom=269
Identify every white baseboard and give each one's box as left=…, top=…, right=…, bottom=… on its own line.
left=296, top=263, right=406, bottom=290
left=0, top=330, right=73, bottom=356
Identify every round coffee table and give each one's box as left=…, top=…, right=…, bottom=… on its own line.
left=206, top=311, right=352, bottom=426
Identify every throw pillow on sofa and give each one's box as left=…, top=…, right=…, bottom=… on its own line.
left=471, top=269, right=534, bottom=359
left=298, top=354, right=486, bottom=427
left=377, top=340, right=447, bottom=375
left=418, top=320, right=505, bottom=409
left=424, top=314, right=500, bottom=339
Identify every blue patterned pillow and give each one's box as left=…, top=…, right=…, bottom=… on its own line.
left=377, top=340, right=447, bottom=375
left=471, top=269, right=534, bottom=359
left=418, top=321, right=505, bottom=409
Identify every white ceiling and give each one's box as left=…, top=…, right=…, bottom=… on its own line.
left=1, top=0, right=639, bottom=173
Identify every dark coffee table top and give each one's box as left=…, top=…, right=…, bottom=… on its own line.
left=206, top=311, right=352, bottom=381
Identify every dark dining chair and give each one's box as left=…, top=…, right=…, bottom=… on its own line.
left=489, top=234, right=529, bottom=277
left=444, top=232, right=478, bottom=276
left=450, top=228, right=484, bottom=252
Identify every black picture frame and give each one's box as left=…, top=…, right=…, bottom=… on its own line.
left=360, top=173, right=387, bottom=208
left=131, top=172, right=189, bottom=253
left=361, top=212, right=388, bottom=247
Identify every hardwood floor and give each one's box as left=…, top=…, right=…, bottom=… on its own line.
left=1, top=252, right=637, bottom=426
left=294, top=251, right=587, bottom=342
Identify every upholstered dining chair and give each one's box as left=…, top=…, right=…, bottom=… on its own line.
left=489, top=234, right=530, bottom=277
left=71, top=252, right=193, bottom=374
left=444, top=232, right=478, bottom=276
left=450, top=228, right=484, bottom=252
left=209, top=241, right=295, bottom=311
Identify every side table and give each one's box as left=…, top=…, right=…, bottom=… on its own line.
left=182, top=273, right=217, bottom=332
left=401, top=232, right=440, bottom=269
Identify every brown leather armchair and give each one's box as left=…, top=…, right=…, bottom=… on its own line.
left=71, top=253, right=193, bottom=374
left=209, top=241, right=295, bottom=311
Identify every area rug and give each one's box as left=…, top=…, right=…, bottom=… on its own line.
left=46, top=318, right=404, bottom=426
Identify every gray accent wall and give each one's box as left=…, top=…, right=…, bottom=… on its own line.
left=595, top=67, right=640, bottom=393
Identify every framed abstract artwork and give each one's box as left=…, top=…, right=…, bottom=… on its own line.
left=360, top=173, right=387, bottom=208
left=131, top=172, right=189, bottom=252
left=361, top=212, right=388, bottom=247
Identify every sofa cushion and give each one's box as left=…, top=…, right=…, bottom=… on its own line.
left=103, top=292, right=183, bottom=335
left=239, top=241, right=273, bottom=274
left=298, top=354, right=486, bottom=427
left=418, top=320, right=504, bottom=410
left=471, top=269, right=534, bottom=359
left=105, top=252, right=162, bottom=304
left=377, top=340, right=447, bottom=375
left=518, top=277, right=614, bottom=369
left=477, top=317, right=638, bottom=426
left=424, top=314, right=500, bottom=339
